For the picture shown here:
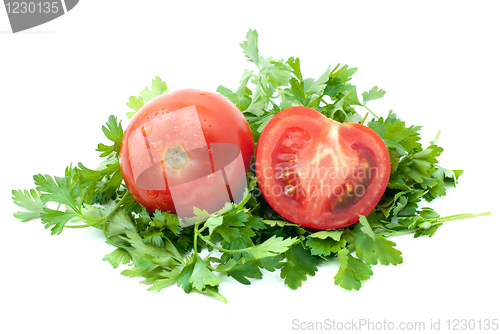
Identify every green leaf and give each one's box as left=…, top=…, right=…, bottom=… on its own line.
left=96, top=115, right=123, bottom=157
left=280, top=244, right=319, bottom=289
left=304, top=65, right=331, bottom=96
left=211, top=211, right=248, bottom=243
left=205, top=216, right=224, bottom=236
left=353, top=225, right=403, bottom=266
left=12, top=189, right=44, bottom=222
left=126, top=76, right=168, bottom=118
left=150, top=210, right=182, bottom=235
left=288, top=77, right=307, bottom=106
left=101, top=115, right=123, bottom=144
left=286, top=57, right=302, bottom=81
left=305, top=229, right=346, bottom=257
left=254, top=255, right=285, bottom=272
left=121, top=266, right=181, bottom=292
left=244, top=99, right=266, bottom=116
left=305, top=236, right=346, bottom=257
left=260, top=57, right=292, bottom=89
left=188, top=254, right=222, bottom=291
left=126, top=96, right=144, bottom=113
left=119, top=230, right=183, bottom=268
left=358, top=215, right=375, bottom=240
left=334, top=248, right=373, bottom=291
left=362, top=86, right=386, bottom=105
left=216, top=259, right=263, bottom=285
left=146, top=268, right=181, bottom=292
left=103, top=248, right=132, bottom=269
left=106, top=209, right=136, bottom=238
left=240, top=29, right=260, bottom=66
left=34, top=174, right=76, bottom=209
left=177, top=256, right=196, bottom=293
left=140, top=230, right=164, bottom=246
left=307, top=229, right=344, bottom=241
left=244, top=236, right=299, bottom=261
left=40, top=208, right=76, bottom=235
left=331, top=64, right=358, bottom=84
left=140, top=76, right=168, bottom=103
left=216, top=85, right=252, bottom=111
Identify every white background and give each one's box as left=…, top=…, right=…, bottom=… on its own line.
left=1, top=1, right=498, bottom=333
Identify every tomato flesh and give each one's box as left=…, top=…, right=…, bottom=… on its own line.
left=256, top=107, right=390, bottom=230
left=120, top=89, right=254, bottom=222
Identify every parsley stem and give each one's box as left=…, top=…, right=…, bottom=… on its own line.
left=436, top=211, right=491, bottom=223
left=194, top=223, right=257, bottom=255
left=382, top=211, right=491, bottom=237
left=101, top=191, right=131, bottom=248
left=432, top=130, right=442, bottom=145
left=65, top=191, right=130, bottom=229
left=360, top=112, right=369, bottom=125
left=193, top=223, right=200, bottom=255
left=363, top=104, right=378, bottom=119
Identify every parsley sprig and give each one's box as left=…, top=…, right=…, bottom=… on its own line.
left=12, top=29, right=490, bottom=302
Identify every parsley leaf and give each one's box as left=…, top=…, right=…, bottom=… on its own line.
left=334, top=248, right=373, bottom=291
left=280, top=244, right=319, bottom=289
left=239, top=29, right=260, bottom=66
left=12, top=189, right=44, bottom=222
left=126, top=76, right=168, bottom=118
left=362, top=86, right=386, bottom=105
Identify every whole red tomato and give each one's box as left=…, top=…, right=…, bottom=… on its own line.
left=120, top=89, right=254, bottom=221
left=255, top=106, right=390, bottom=230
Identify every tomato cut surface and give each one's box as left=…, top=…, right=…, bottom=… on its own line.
left=255, top=107, right=390, bottom=230
left=120, top=89, right=254, bottom=223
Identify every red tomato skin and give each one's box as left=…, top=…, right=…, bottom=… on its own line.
left=255, top=106, right=391, bottom=230
left=120, top=89, right=254, bottom=213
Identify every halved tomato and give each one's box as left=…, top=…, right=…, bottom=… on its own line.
left=255, top=107, right=390, bottom=230
left=120, top=89, right=254, bottom=222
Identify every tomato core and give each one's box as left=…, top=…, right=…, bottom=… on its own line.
left=164, top=145, right=189, bottom=171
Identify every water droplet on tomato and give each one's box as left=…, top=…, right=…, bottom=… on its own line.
left=166, top=134, right=170, bottom=140
left=151, top=140, right=164, bottom=152
left=146, top=190, right=158, bottom=199
left=207, top=174, right=214, bottom=183
left=182, top=126, right=187, bottom=131
left=165, top=120, right=170, bottom=125
left=174, top=126, right=179, bottom=131
left=142, top=122, right=153, bottom=136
